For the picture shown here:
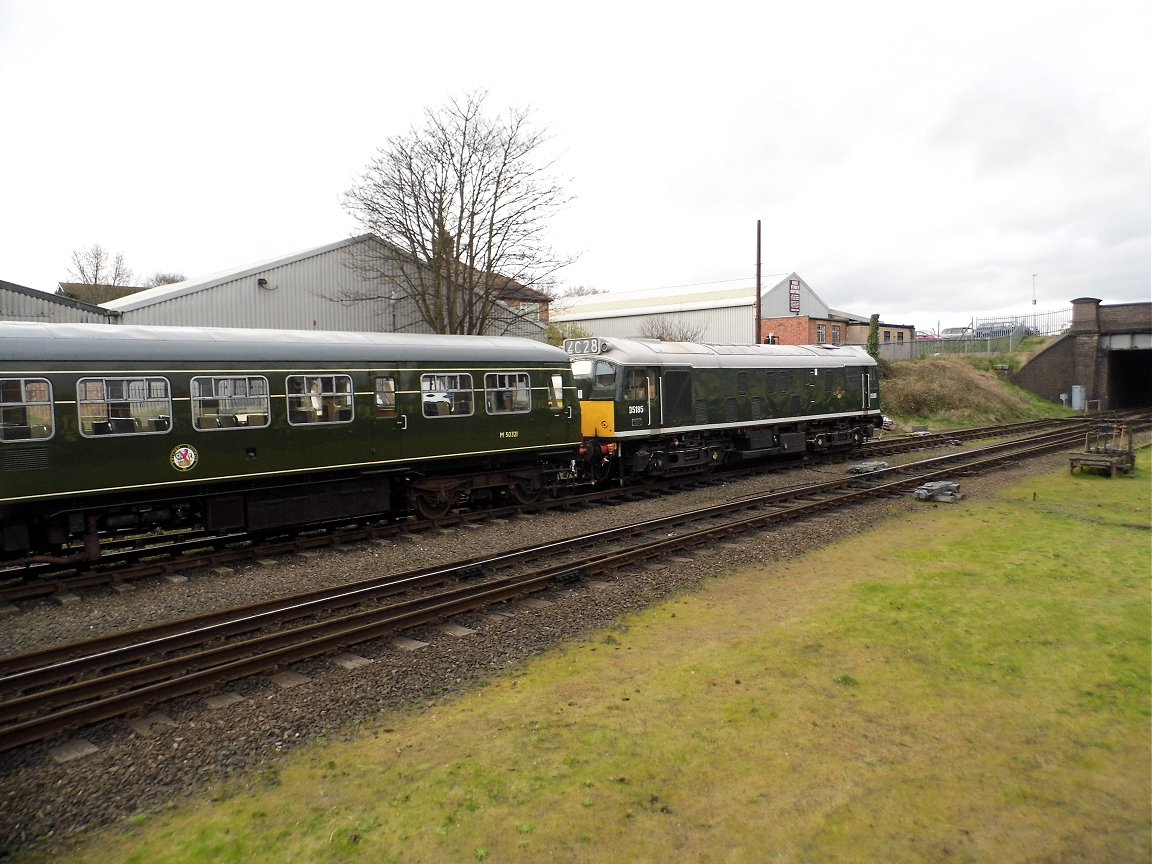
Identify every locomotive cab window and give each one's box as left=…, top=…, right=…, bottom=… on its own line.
left=78, top=377, right=171, bottom=437
left=286, top=375, right=353, bottom=425
left=622, top=368, right=649, bottom=401
left=484, top=372, right=531, bottom=414
left=573, top=359, right=617, bottom=400
left=421, top=373, right=473, bottom=417
left=192, top=376, right=271, bottom=430
left=1, top=378, right=53, bottom=441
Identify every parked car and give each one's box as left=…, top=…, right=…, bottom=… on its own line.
left=940, top=326, right=972, bottom=340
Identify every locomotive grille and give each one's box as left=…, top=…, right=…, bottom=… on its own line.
left=1, top=447, right=49, bottom=471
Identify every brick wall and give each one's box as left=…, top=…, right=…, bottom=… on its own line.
left=761, top=316, right=814, bottom=344
left=1099, top=303, right=1152, bottom=332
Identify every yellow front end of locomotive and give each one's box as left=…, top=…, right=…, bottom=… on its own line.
left=578, top=400, right=616, bottom=438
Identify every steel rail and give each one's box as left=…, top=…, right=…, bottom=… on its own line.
left=0, top=424, right=1109, bottom=755
left=0, top=423, right=1095, bottom=688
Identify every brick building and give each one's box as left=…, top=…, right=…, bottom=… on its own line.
left=760, top=274, right=913, bottom=348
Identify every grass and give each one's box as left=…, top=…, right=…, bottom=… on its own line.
left=879, top=354, right=1077, bottom=429
left=19, top=452, right=1150, bottom=864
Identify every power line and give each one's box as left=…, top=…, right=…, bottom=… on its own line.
left=650, top=272, right=790, bottom=291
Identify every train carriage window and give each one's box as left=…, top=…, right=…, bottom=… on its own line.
left=78, top=377, right=171, bottom=437
left=484, top=372, right=531, bottom=414
left=421, top=373, right=473, bottom=418
left=547, top=374, right=565, bottom=410
left=374, top=376, right=397, bottom=418
left=192, top=376, right=271, bottom=430
left=1, top=378, right=54, bottom=441
left=285, top=374, right=353, bottom=425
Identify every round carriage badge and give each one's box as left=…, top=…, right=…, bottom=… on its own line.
left=170, top=444, right=198, bottom=472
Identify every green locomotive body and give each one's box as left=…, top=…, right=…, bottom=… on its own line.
left=1, top=323, right=581, bottom=560
left=565, top=336, right=882, bottom=481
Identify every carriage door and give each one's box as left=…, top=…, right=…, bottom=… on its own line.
left=622, top=367, right=658, bottom=430
left=371, top=372, right=407, bottom=458
left=861, top=368, right=879, bottom=411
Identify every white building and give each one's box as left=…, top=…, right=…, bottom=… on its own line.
left=550, top=279, right=765, bottom=344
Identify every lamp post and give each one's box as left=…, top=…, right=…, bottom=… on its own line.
left=1032, top=273, right=1038, bottom=306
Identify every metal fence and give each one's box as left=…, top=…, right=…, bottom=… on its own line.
left=870, top=307, right=1072, bottom=361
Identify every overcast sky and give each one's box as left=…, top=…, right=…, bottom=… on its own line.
left=1, top=0, right=1148, bottom=332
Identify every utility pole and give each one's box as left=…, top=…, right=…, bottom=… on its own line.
left=755, top=220, right=762, bottom=344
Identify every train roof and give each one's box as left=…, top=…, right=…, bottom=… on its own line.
left=0, top=322, right=569, bottom=365
left=565, top=336, right=876, bottom=369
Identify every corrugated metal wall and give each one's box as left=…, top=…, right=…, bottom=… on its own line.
left=114, top=243, right=545, bottom=339
left=0, top=283, right=116, bottom=323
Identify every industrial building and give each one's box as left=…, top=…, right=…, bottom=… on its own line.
left=100, top=235, right=548, bottom=338
left=0, top=279, right=116, bottom=323
left=550, top=272, right=914, bottom=349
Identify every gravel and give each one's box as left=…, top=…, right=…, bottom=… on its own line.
left=0, top=451, right=1072, bottom=857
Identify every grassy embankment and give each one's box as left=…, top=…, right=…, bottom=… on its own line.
left=31, top=449, right=1150, bottom=862
left=879, top=350, right=1077, bottom=430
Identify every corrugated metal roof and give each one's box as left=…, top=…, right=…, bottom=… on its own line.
left=552, top=281, right=761, bottom=320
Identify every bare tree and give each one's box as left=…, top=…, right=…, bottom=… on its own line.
left=67, top=243, right=135, bottom=287
left=143, top=272, right=186, bottom=287
left=558, top=285, right=606, bottom=298
left=638, top=318, right=706, bottom=343
left=342, top=91, right=573, bottom=335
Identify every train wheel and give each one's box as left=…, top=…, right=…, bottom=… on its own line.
left=412, top=491, right=452, bottom=520
left=508, top=481, right=541, bottom=506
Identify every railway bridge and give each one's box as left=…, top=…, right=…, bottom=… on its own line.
left=1013, top=297, right=1151, bottom=410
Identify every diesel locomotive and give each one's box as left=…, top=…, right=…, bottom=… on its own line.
left=0, top=323, right=881, bottom=564
left=564, top=336, right=882, bottom=482
left=0, top=322, right=581, bottom=562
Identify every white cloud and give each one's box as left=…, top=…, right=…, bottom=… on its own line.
left=1, top=0, right=1147, bottom=331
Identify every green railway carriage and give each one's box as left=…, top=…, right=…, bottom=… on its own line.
left=0, top=322, right=581, bottom=561
left=565, top=336, right=882, bottom=481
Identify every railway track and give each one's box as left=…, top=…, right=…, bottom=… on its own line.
left=0, top=416, right=1099, bottom=604
left=0, top=421, right=1110, bottom=755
